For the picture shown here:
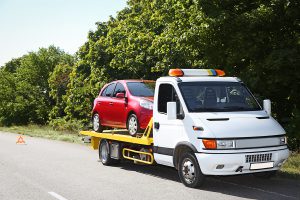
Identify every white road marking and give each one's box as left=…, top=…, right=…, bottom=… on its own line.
left=48, top=192, right=69, bottom=200
left=215, top=179, right=298, bottom=199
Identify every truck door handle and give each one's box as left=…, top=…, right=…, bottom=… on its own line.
left=97, top=102, right=101, bottom=105
left=109, top=102, right=113, bottom=105
left=154, top=122, right=160, bottom=130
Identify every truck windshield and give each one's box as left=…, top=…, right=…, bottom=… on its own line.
left=178, top=82, right=261, bottom=112
left=127, top=82, right=155, bottom=97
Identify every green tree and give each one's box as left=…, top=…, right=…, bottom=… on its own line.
left=48, top=63, right=73, bottom=121
left=0, top=46, right=73, bottom=125
left=192, top=0, right=300, bottom=149
left=64, top=23, right=111, bottom=124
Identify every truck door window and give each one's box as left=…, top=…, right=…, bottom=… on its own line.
left=158, top=84, right=183, bottom=117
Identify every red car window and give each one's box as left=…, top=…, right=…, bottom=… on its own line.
left=113, top=83, right=126, bottom=97
left=102, top=83, right=116, bottom=97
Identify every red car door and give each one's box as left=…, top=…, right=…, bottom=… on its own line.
left=110, top=82, right=127, bottom=127
left=97, top=83, right=116, bottom=126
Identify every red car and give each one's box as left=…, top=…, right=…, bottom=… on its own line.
left=92, top=80, right=155, bottom=136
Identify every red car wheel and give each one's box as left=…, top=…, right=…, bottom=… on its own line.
left=93, top=113, right=103, bottom=132
left=127, top=113, right=140, bottom=136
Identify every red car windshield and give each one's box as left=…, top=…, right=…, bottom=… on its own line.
left=127, top=82, right=155, bottom=97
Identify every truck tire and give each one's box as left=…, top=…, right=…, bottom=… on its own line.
left=253, top=170, right=277, bottom=179
left=178, top=152, right=205, bottom=188
left=127, top=113, right=140, bottom=136
left=93, top=113, right=103, bottom=133
left=99, top=140, right=113, bottom=165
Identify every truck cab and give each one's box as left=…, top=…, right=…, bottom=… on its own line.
left=152, top=69, right=289, bottom=187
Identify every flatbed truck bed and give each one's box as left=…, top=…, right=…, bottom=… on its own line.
left=80, top=118, right=154, bottom=164
left=80, top=129, right=153, bottom=147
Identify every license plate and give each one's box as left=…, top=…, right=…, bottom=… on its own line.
left=250, top=162, right=274, bottom=170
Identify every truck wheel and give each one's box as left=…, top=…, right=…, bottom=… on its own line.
left=253, top=170, right=277, bottom=179
left=99, top=140, right=113, bottom=165
left=93, top=113, right=103, bottom=132
left=127, top=114, right=140, bottom=136
left=178, top=152, right=205, bottom=188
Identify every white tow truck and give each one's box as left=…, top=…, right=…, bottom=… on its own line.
left=81, top=69, right=289, bottom=188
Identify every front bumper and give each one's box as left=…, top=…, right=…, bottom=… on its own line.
left=196, top=147, right=289, bottom=175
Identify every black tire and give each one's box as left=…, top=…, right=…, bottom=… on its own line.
left=253, top=170, right=277, bottom=179
left=99, top=140, right=113, bottom=166
left=127, top=113, right=140, bottom=136
left=178, top=152, right=205, bottom=188
left=93, top=113, right=103, bottom=132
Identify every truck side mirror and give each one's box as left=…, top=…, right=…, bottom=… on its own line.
left=263, top=99, right=271, bottom=115
left=167, top=102, right=177, bottom=120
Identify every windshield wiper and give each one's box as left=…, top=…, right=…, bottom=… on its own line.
left=223, top=106, right=251, bottom=111
left=190, top=106, right=259, bottom=112
left=191, top=108, right=222, bottom=112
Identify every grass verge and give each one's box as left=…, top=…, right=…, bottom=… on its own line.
left=0, top=125, right=299, bottom=180
left=0, top=124, right=82, bottom=143
left=278, top=152, right=300, bottom=180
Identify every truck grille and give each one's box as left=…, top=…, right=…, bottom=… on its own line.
left=245, top=153, right=272, bottom=163
left=235, top=137, right=282, bottom=149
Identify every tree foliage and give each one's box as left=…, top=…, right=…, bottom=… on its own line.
left=0, top=46, right=73, bottom=125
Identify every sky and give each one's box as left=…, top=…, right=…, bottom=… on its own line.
left=0, top=0, right=127, bottom=66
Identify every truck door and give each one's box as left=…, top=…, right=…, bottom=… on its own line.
left=153, top=83, right=185, bottom=167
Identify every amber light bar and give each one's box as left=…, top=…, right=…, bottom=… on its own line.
left=169, top=69, right=225, bottom=77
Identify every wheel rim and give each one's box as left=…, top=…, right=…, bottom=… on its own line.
left=181, top=158, right=196, bottom=184
left=128, top=116, right=137, bottom=135
left=101, top=143, right=108, bottom=163
left=93, top=114, right=100, bottom=131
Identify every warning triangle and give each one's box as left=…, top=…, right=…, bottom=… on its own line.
left=16, top=135, right=26, bottom=144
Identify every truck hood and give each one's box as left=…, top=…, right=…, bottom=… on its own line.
left=191, top=111, right=285, bottom=138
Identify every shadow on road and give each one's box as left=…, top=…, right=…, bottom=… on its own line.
left=115, top=161, right=300, bottom=200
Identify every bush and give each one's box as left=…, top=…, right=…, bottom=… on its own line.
left=287, top=108, right=300, bottom=151
left=49, top=118, right=84, bottom=132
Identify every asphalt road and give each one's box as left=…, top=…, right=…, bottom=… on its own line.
left=0, top=131, right=299, bottom=200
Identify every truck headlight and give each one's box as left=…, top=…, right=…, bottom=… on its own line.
left=202, top=139, right=217, bottom=149
left=139, top=99, right=153, bottom=110
left=202, top=139, right=235, bottom=149
left=280, top=136, right=287, bottom=145
left=217, top=140, right=235, bottom=149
